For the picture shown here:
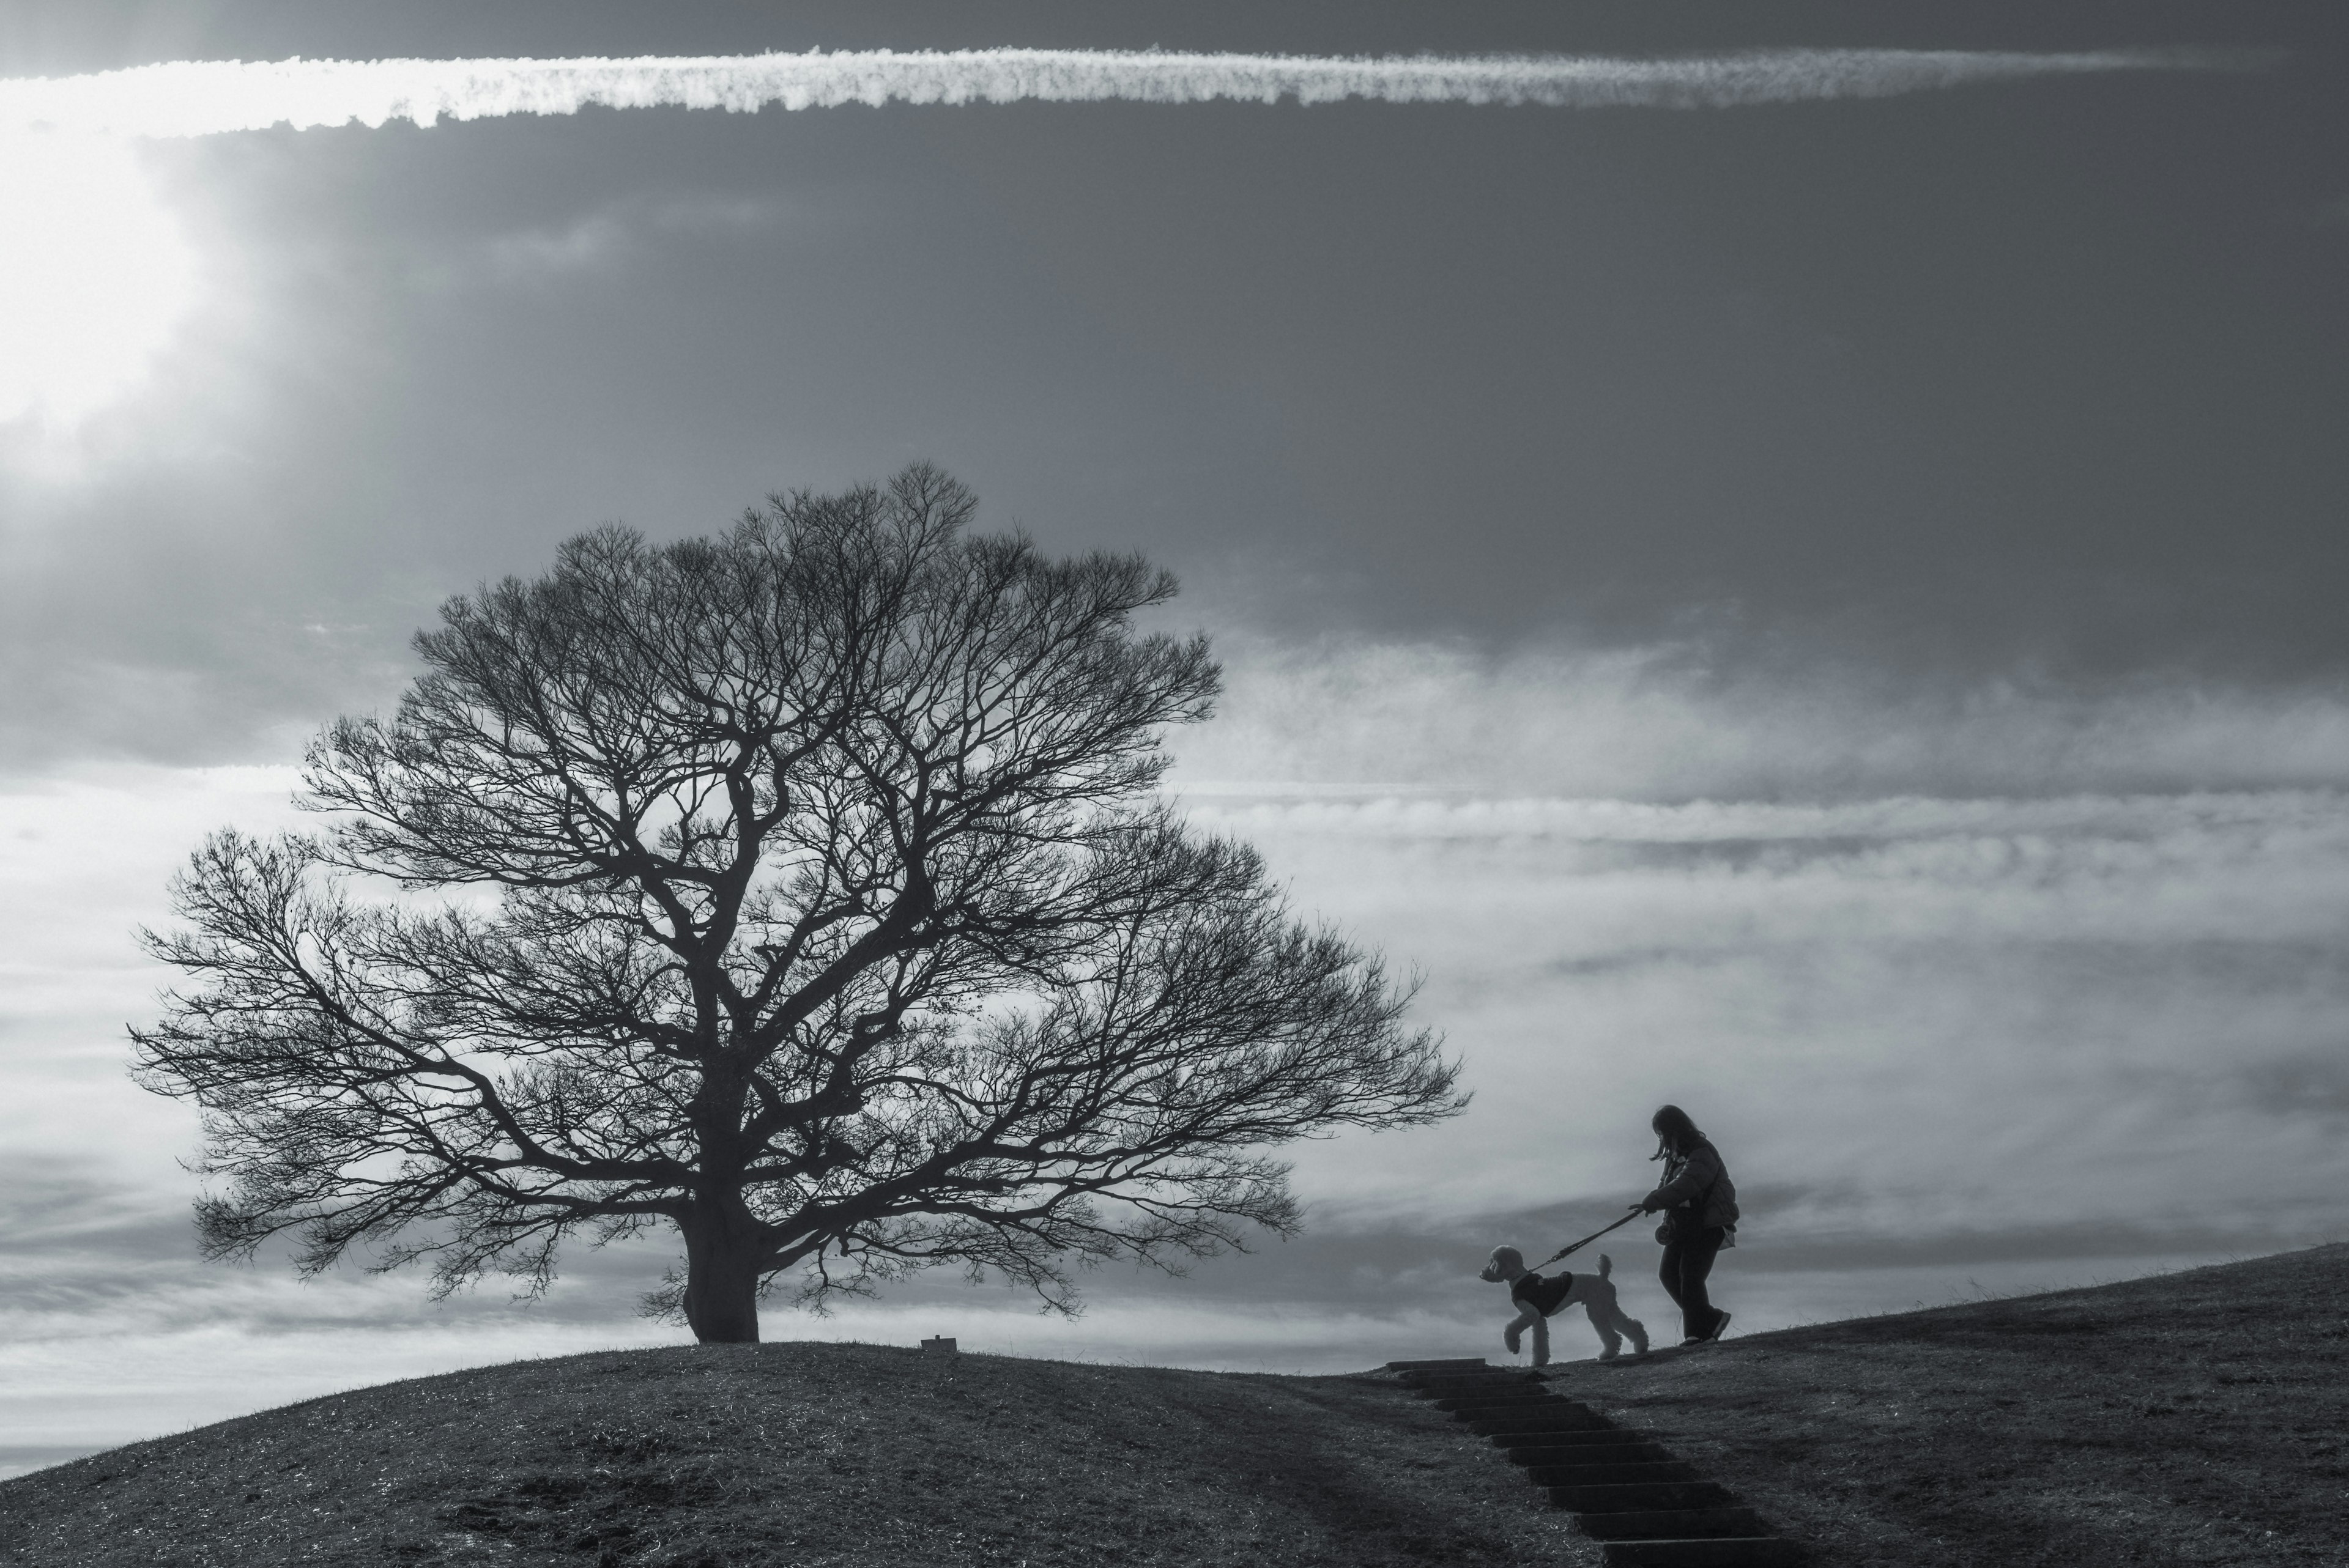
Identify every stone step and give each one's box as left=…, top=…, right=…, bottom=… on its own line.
left=1508, top=1441, right=1674, bottom=1468
left=1548, top=1479, right=1736, bottom=1514
left=1443, top=1400, right=1583, bottom=1421
left=1600, top=1537, right=1802, bottom=1568
left=1431, top=1390, right=1570, bottom=1413
left=1455, top=1397, right=1598, bottom=1418
left=1530, top=1457, right=1704, bottom=1488
left=1400, top=1364, right=1527, bottom=1378
left=1490, top=1426, right=1646, bottom=1451
left=1466, top=1407, right=1618, bottom=1434
left=1578, top=1509, right=1770, bottom=1542
left=1384, top=1354, right=1795, bottom=1563
left=1406, top=1374, right=1542, bottom=1397
left=1527, top=1460, right=1701, bottom=1488
left=1409, top=1361, right=1541, bottom=1389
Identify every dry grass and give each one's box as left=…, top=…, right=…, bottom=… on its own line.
left=1559, top=1241, right=2349, bottom=1567
left=0, top=1343, right=1600, bottom=1568
left=12, top=1245, right=2348, bottom=1567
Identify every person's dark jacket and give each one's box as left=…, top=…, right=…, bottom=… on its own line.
left=1644, top=1138, right=1740, bottom=1240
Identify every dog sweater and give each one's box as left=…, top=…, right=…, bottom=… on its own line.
left=1510, top=1270, right=1574, bottom=1318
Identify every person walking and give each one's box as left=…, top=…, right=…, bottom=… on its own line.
left=1638, top=1104, right=1740, bottom=1346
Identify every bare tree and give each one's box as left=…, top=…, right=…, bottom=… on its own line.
left=132, top=466, right=1461, bottom=1343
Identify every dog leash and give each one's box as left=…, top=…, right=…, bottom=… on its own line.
left=1532, top=1205, right=1647, bottom=1270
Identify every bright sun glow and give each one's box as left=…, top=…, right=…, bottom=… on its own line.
left=0, top=133, right=196, bottom=427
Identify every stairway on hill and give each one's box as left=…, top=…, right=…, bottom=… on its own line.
left=1386, top=1359, right=1800, bottom=1568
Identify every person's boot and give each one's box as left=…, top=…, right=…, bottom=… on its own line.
left=1704, top=1309, right=1733, bottom=1342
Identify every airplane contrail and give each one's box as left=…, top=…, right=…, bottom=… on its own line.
left=0, top=46, right=2252, bottom=139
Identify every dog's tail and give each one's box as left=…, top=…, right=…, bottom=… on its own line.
left=1597, top=1253, right=1612, bottom=1279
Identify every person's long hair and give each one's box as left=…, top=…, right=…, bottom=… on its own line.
left=1650, top=1103, right=1705, bottom=1159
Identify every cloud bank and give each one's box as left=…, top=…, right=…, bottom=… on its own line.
left=0, top=46, right=2243, bottom=140
left=1174, top=634, right=2349, bottom=802
left=8, top=747, right=2340, bottom=1465
left=8, top=623, right=2349, bottom=1463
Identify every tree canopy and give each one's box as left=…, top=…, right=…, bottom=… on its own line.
left=133, top=466, right=1462, bottom=1342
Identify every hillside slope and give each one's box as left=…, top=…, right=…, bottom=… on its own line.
left=6, top=1245, right=2345, bottom=1568
left=1557, top=1241, right=2349, bottom=1567
left=0, top=1340, right=1598, bottom=1568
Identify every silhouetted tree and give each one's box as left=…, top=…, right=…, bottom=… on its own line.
left=132, top=466, right=1461, bottom=1342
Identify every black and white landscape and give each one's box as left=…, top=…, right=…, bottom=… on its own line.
left=2, top=0, right=2343, bottom=1484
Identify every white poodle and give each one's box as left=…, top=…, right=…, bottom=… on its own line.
left=1480, top=1245, right=1649, bottom=1364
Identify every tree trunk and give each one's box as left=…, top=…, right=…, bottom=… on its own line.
left=680, top=1200, right=765, bottom=1344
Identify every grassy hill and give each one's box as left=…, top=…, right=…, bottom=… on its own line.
left=1561, top=1241, right=2349, bottom=1566
left=3, top=1243, right=2344, bottom=1568
left=0, top=1338, right=1597, bottom=1568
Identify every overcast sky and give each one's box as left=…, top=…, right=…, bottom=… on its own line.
left=4, top=0, right=2347, bottom=1475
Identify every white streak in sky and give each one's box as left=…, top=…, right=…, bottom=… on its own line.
left=0, top=47, right=2247, bottom=140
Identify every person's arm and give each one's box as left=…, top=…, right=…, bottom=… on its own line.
left=1639, top=1145, right=1721, bottom=1212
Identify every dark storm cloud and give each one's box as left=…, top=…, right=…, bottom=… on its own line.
left=0, top=98, right=1290, bottom=766
left=4, top=2, right=2343, bottom=782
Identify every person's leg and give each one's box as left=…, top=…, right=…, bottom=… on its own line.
left=1677, top=1226, right=1727, bottom=1340
left=1658, top=1235, right=1688, bottom=1319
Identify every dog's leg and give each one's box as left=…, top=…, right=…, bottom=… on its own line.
left=1586, top=1295, right=1623, bottom=1361
left=1502, top=1306, right=1539, bottom=1358
left=1529, top=1309, right=1551, bottom=1368
left=1605, top=1294, right=1649, bottom=1356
